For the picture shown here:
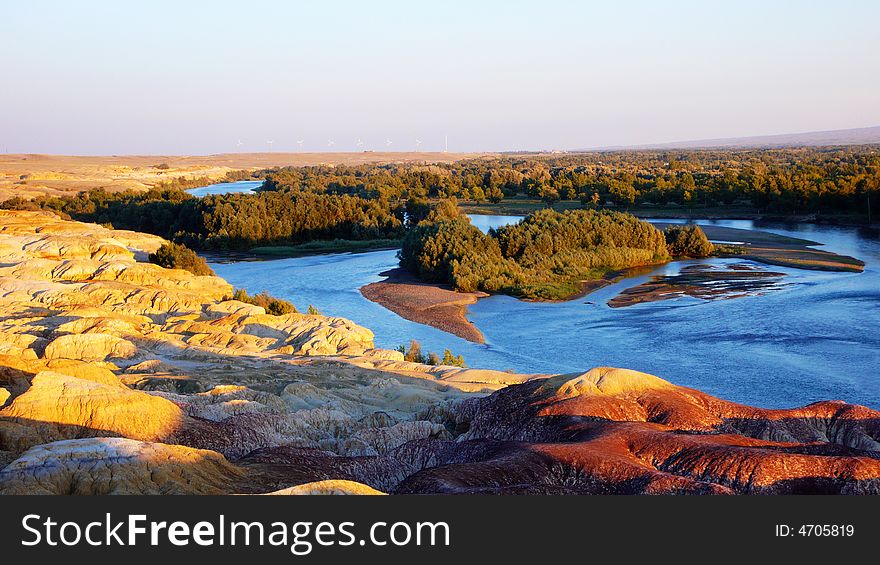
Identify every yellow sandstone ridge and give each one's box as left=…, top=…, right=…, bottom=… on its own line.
left=264, top=480, right=386, bottom=495
left=0, top=371, right=184, bottom=452
left=0, top=438, right=242, bottom=495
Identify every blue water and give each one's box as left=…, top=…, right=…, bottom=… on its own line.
left=469, top=214, right=524, bottom=233
left=209, top=212, right=880, bottom=410
left=187, top=180, right=263, bottom=197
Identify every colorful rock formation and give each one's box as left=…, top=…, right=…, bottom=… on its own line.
left=1, top=211, right=877, bottom=495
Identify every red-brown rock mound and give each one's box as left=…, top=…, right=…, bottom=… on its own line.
left=394, top=368, right=880, bottom=494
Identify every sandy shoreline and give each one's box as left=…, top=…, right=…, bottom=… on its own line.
left=661, top=224, right=865, bottom=272
left=360, top=268, right=488, bottom=343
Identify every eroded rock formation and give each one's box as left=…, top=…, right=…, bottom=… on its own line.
left=396, top=368, right=880, bottom=494
left=0, top=438, right=242, bottom=495
left=0, top=211, right=877, bottom=495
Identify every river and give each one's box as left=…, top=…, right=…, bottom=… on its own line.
left=203, top=182, right=880, bottom=409
left=187, top=180, right=263, bottom=197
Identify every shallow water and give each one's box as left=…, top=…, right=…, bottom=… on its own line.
left=209, top=212, right=880, bottom=410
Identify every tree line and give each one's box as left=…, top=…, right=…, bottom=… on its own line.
left=3, top=146, right=875, bottom=258
left=1, top=186, right=404, bottom=250
left=259, top=146, right=880, bottom=215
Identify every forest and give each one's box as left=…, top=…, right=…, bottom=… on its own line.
left=1, top=185, right=404, bottom=250
left=258, top=146, right=880, bottom=215
left=2, top=147, right=877, bottom=257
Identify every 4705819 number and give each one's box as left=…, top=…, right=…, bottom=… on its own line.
left=775, top=524, right=854, bottom=537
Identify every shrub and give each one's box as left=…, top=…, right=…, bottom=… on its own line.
left=441, top=349, right=466, bottom=367
left=231, top=288, right=297, bottom=315
left=713, top=243, right=747, bottom=255
left=401, top=339, right=426, bottom=364
left=397, top=340, right=466, bottom=367
left=664, top=225, right=714, bottom=257
left=148, top=242, right=215, bottom=276
left=307, top=304, right=321, bottom=315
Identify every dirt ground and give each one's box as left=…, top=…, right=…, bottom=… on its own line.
left=0, top=151, right=485, bottom=200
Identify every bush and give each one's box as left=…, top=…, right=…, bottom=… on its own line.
left=307, top=304, right=321, bottom=315
left=441, top=349, right=466, bottom=367
left=400, top=339, right=426, bottom=364
left=664, top=225, right=714, bottom=257
left=397, top=340, right=466, bottom=367
left=148, top=242, right=215, bottom=276
left=232, top=288, right=297, bottom=315
left=713, top=243, right=747, bottom=255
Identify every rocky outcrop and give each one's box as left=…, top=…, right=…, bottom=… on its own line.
left=0, top=210, right=402, bottom=363
left=341, top=421, right=450, bottom=456
left=394, top=368, right=880, bottom=494
left=0, top=210, right=165, bottom=259
left=264, top=480, right=385, bottom=495
left=0, top=371, right=184, bottom=453
left=0, top=438, right=242, bottom=495
left=43, top=333, right=138, bottom=362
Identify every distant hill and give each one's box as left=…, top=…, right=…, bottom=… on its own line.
left=592, top=126, right=880, bottom=151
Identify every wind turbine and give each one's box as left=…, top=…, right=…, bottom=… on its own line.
left=236, top=139, right=244, bottom=151
left=297, top=140, right=304, bottom=151
left=385, top=138, right=393, bottom=148
left=443, top=135, right=448, bottom=153
left=415, top=139, right=423, bottom=151
left=266, top=140, right=274, bottom=151
left=356, top=138, right=364, bottom=150
left=327, top=138, right=335, bottom=148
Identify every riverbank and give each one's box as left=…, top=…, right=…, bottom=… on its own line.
left=250, top=238, right=403, bottom=258
left=360, top=268, right=488, bottom=343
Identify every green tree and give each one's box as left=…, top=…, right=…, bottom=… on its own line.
left=441, top=349, right=466, bottom=367
left=402, top=339, right=426, bottom=363
left=609, top=180, right=636, bottom=207
left=664, top=225, right=714, bottom=257
left=486, top=186, right=504, bottom=203
left=148, top=242, right=214, bottom=276
left=539, top=184, right=560, bottom=208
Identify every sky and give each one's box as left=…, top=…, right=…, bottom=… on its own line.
left=1, top=0, right=879, bottom=154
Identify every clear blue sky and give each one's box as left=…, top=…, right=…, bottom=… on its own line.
left=2, top=0, right=878, bottom=154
